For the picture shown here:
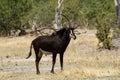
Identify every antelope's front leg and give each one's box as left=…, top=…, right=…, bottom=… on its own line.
left=51, top=53, right=57, bottom=73
left=60, top=53, right=64, bottom=71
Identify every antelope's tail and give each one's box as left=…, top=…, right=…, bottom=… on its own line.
left=26, top=42, right=32, bottom=59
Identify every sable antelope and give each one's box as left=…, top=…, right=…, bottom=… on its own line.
left=26, top=14, right=76, bottom=74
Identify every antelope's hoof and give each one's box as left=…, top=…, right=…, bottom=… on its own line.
left=51, top=70, right=55, bottom=74
left=61, top=69, right=64, bottom=72
left=36, top=71, right=40, bottom=75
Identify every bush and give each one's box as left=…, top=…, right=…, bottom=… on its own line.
left=96, top=19, right=113, bottom=50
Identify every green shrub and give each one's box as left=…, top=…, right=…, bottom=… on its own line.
left=96, top=19, right=113, bottom=50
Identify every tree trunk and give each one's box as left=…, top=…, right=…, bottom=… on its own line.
left=54, top=0, right=64, bottom=30
left=29, top=19, right=38, bottom=36
left=113, top=0, right=120, bottom=48
left=114, top=0, right=120, bottom=29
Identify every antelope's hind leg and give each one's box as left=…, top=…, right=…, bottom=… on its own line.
left=34, top=48, right=43, bottom=74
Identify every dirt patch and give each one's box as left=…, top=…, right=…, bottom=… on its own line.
left=0, top=55, right=120, bottom=80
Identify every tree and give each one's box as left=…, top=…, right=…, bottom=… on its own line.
left=53, top=0, right=64, bottom=30
left=114, top=0, right=120, bottom=29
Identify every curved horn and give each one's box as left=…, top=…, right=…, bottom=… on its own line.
left=61, top=14, right=71, bottom=28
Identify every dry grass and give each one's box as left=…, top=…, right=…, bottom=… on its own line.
left=0, top=36, right=33, bottom=57
left=0, top=30, right=120, bottom=80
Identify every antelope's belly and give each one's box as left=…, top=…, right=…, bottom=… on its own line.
left=40, top=49, right=52, bottom=56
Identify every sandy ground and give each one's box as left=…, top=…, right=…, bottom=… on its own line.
left=0, top=29, right=120, bottom=80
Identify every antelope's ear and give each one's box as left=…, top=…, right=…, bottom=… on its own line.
left=63, top=24, right=68, bottom=30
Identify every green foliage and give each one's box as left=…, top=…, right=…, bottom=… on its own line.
left=0, top=0, right=32, bottom=36
left=28, top=0, right=115, bottom=27
left=0, top=0, right=117, bottom=36
left=114, top=28, right=120, bottom=37
left=96, top=18, right=113, bottom=50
